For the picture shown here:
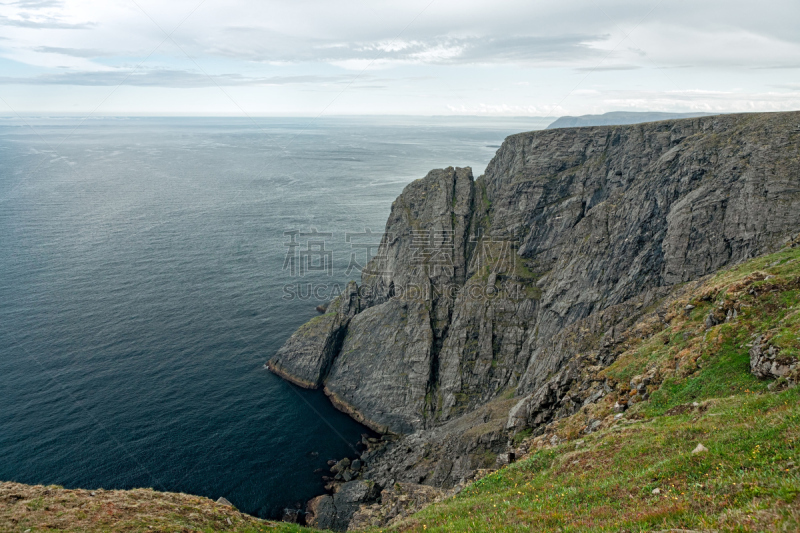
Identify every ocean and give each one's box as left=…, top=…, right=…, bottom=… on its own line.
left=0, top=115, right=549, bottom=518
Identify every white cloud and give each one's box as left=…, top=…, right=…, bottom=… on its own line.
left=0, top=0, right=798, bottom=114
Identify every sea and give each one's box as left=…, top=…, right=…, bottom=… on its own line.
left=0, top=115, right=550, bottom=518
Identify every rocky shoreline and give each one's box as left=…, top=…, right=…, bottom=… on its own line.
left=270, top=111, right=800, bottom=530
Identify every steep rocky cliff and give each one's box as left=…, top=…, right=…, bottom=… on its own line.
left=271, top=111, right=800, bottom=433
left=269, top=111, right=800, bottom=528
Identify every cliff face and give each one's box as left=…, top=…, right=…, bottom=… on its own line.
left=269, top=111, right=800, bottom=437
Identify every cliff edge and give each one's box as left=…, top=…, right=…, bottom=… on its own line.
left=271, top=110, right=800, bottom=435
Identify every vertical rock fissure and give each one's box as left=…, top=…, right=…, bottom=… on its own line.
left=425, top=171, right=477, bottom=425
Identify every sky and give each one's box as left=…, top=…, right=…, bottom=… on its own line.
left=0, top=0, right=798, bottom=116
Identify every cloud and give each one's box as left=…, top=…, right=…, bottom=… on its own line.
left=0, top=13, right=93, bottom=28
left=211, top=32, right=604, bottom=67
left=574, top=65, right=641, bottom=72
left=595, top=87, right=800, bottom=114
left=31, top=45, right=111, bottom=57
left=0, top=69, right=348, bottom=87
left=751, top=64, right=800, bottom=70
left=4, top=0, right=66, bottom=7
left=445, top=103, right=565, bottom=116
left=1, top=0, right=799, bottom=114
left=0, top=0, right=93, bottom=29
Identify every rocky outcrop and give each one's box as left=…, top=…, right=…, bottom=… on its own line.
left=360, top=396, right=517, bottom=490
left=348, top=482, right=449, bottom=530
left=304, top=166, right=474, bottom=433
left=297, top=111, right=799, bottom=435
left=267, top=281, right=359, bottom=388
left=271, top=111, right=800, bottom=528
left=304, top=480, right=380, bottom=531
left=751, top=335, right=799, bottom=383
left=324, top=298, right=434, bottom=434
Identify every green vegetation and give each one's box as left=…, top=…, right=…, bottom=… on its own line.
left=0, top=482, right=324, bottom=533
left=5, top=246, right=798, bottom=532
left=385, top=245, right=800, bottom=532
left=398, top=388, right=799, bottom=532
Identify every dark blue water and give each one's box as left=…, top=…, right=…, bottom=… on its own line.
left=0, top=116, right=547, bottom=518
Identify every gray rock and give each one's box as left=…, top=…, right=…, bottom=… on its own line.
left=281, top=508, right=302, bottom=523
left=267, top=282, right=359, bottom=388
left=305, top=480, right=380, bottom=531
left=324, top=298, right=434, bottom=434
left=271, top=112, right=800, bottom=528
left=495, top=451, right=515, bottom=467
left=304, top=494, right=335, bottom=529
left=348, top=482, right=446, bottom=530
left=277, top=113, right=800, bottom=421
left=750, top=335, right=799, bottom=382
left=277, top=113, right=800, bottom=431
left=692, top=443, right=709, bottom=454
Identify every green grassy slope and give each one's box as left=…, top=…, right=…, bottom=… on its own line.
left=387, top=246, right=800, bottom=532
left=4, top=246, right=798, bottom=532
left=0, top=483, right=324, bottom=533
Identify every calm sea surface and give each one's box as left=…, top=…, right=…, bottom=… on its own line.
left=0, top=116, right=548, bottom=517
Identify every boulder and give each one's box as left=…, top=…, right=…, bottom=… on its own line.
left=750, top=335, right=799, bottom=382
left=305, top=481, right=380, bottom=531
left=692, top=443, right=709, bottom=454
left=349, top=482, right=447, bottom=530
left=281, top=508, right=302, bottom=523
left=215, top=497, right=233, bottom=507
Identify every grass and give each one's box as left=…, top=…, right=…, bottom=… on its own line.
left=381, top=245, right=800, bottom=532
left=395, top=388, right=799, bottom=532
left=0, top=483, right=325, bottom=533
left=4, top=245, right=799, bottom=532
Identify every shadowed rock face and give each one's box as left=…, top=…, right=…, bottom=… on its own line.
left=270, top=111, right=800, bottom=436
left=324, top=298, right=433, bottom=434
left=267, top=281, right=359, bottom=388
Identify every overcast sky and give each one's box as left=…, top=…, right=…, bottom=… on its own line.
left=0, top=0, right=798, bottom=115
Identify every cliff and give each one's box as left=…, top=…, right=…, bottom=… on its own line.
left=271, top=110, right=800, bottom=435
left=367, top=244, right=800, bottom=532
left=6, top=242, right=798, bottom=533
left=269, top=111, right=800, bottom=529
